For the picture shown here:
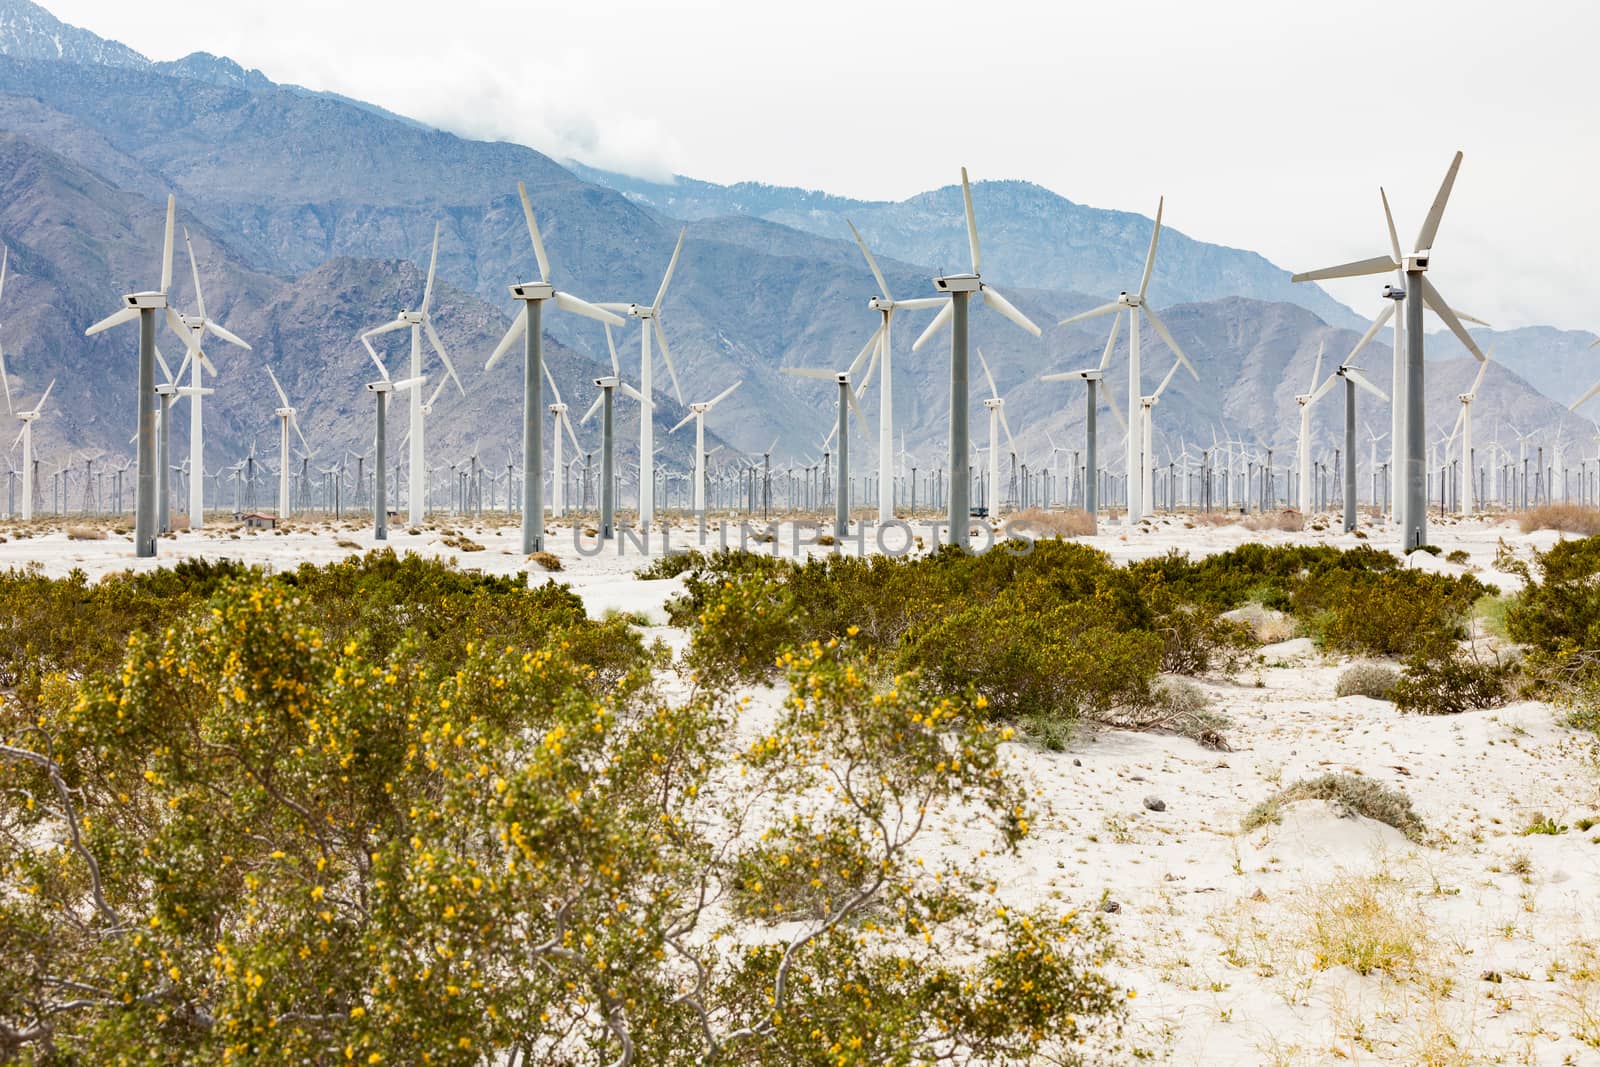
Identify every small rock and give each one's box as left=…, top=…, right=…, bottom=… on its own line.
left=1072, top=758, right=1082, bottom=767
left=1100, top=899, right=1121, bottom=913
left=1143, top=796, right=1167, bottom=812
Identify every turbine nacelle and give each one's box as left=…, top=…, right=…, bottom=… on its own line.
left=397, top=310, right=425, bottom=325
left=867, top=296, right=894, bottom=312
left=933, top=273, right=980, bottom=294
left=1382, top=284, right=1407, bottom=302
left=1294, top=393, right=1314, bottom=406
left=1405, top=252, right=1431, bottom=272
left=122, top=291, right=167, bottom=310
left=275, top=406, right=295, bottom=418
left=508, top=281, right=555, bottom=301
left=626, top=304, right=654, bottom=319
left=982, top=397, right=1004, bottom=410
left=1119, top=291, right=1140, bottom=308
left=594, top=375, right=619, bottom=388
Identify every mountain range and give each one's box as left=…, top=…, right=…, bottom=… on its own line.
left=0, top=0, right=1594, bottom=488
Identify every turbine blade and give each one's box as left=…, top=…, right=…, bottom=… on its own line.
left=562, top=409, right=581, bottom=453
left=1469, top=357, right=1490, bottom=396
left=1570, top=379, right=1600, bottom=412
left=855, top=341, right=881, bottom=395
left=976, top=346, right=1000, bottom=399
left=362, top=317, right=410, bottom=341
left=1345, top=303, right=1397, bottom=365
left=1310, top=339, right=1325, bottom=393
left=981, top=286, right=1042, bottom=337
left=517, top=182, right=552, bottom=282
left=1141, top=306, right=1198, bottom=380
left=652, top=227, right=686, bottom=310
left=1100, top=376, right=1128, bottom=434
left=999, top=406, right=1018, bottom=457
left=552, top=290, right=626, bottom=326
left=485, top=306, right=528, bottom=372
left=1155, top=358, right=1182, bottom=399
left=159, top=194, right=175, bottom=295
left=845, top=377, right=869, bottom=431
left=1097, top=312, right=1124, bottom=371
left=35, top=378, right=53, bottom=414
left=293, top=414, right=313, bottom=457
left=846, top=219, right=891, bottom=301
left=421, top=221, right=440, bottom=314
left=1059, top=300, right=1123, bottom=327
left=426, top=373, right=449, bottom=409
left=1380, top=188, right=1403, bottom=267
left=581, top=392, right=603, bottom=424
left=893, top=296, right=945, bottom=311
left=1309, top=371, right=1339, bottom=405
left=205, top=320, right=251, bottom=350
left=783, top=367, right=837, bottom=381
left=911, top=300, right=954, bottom=352
left=960, top=166, right=980, bottom=275
left=393, top=375, right=426, bottom=393
left=0, top=245, right=7, bottom=305
left=362, top=335, right=391, bottom=381
left=1344, top=367, right=1389, bottom=402
left=604, top=322, right=620, bottom=376
left=847, top=325, right=882, bottom=380
left=669, top=411, right=695, bottom=434
left=85, top=306, right=139, bottom=336
left=541, top=359, right=564, bottom=407
left=423, top=318, right=465, bottom=395
left=619, top=381, right=649, bottom=406
left=1291, top=255, right=1398, bottom=283
left=153, top=343, right=175, bottom=385
left=707, top=380, right=741, bottom=409
left=266, top=365, right=290, bottom=408
left=1138, top=196, right=1164, bottom=301
left=1415, top=150, right=1464, bottom=252
left=652, top=316, right=683, bottom=404
left=1418, top=275, right=1485, bottom=360
left=183, top=227, right=207, bottom=322
left=0, top=341, right=11, bottom=414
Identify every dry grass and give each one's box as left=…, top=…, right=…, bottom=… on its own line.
left=1519, top=503, right=1600, bottom=536
left=1223, top=602, right=1297, bottom=644
left=1243, top=509, right=1305, bottom=532
left=528, top=550, right=562, bottom=571
left=1243, top=772, right=1427, bottom=843
left=1192, top=511, right=1244, bottom=527
left=1335, top=662, right=1401, bottom=701
left=1302, top=872, right=1432, bottom=979
left=65, top=526, right=106, bottom=541
left=1007, top=507, right=1096, bottom=538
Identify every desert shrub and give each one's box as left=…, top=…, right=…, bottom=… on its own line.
left=1148, top=596, right=1255, bottom=676
left=1504, top=537, right=1600, bottom=706
left=1302, top=873, right=1431, bottom=978
left=1242, top=772, right=1426, bottom=843
left=1006, top=507, right=1095, bottom=538
left=898, top=580, right=1162, bottom=737
left=1446, top=548, right=1470, bottom=565
left=636, top=550, right=703, bottom=580
left=1336, top=662, right=1401, bottom=701
left=65, top=525, right=105, bottom=541
left=1128, top=676, right=1233, bottom=750
left=1391, top=641, right=1515, bottom=715
left=1519, top=503, right=1600, bottom=536
left=527, top=549, right=560, bottom=569
left=1222, top=602, right=1297, bottom=643
left=0, top=603, right=1128, bottom=1062
left=682, top=568, right=802, bottom=687
left=1292, top=567, right=1485, bottom=657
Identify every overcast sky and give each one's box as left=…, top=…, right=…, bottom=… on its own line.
left=46, top=0, right=1600, bottom=333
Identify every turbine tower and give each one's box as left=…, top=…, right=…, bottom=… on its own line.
left=596, top=228, right=686, bottom=532
left=1449, top=353, right=1493, bottom=515
left=171, top=228, right=251, bottom=528
left=1292, top=151, right=1484, bottom=549
left=670, top=381, right=741, bottom=521
left=784, top=354, right=872, bottom=537
left=1058, top=197, right=1197, bottom=523
left=10, top=379, right=53, bottom=521
left=975, top=349, right=1018, bottom=518
left=910, top=168, right=1042, bottom=548
left=265, top=366, right=312, bottom=519
left=845, top=221, right=941, bottom=523
left=85, top=194, right=189, bottom=557
left=486, top=183, right=623, bottom=554
left=360, top=222, right=465, bottom=526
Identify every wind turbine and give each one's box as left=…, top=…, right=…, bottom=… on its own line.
left=1058, top=197, right=1198, bottom=524
left=1566, top=339, right=1600, bottom=416
left=265, top=366, right=312, bottom=519
left=582, top=328, right=651, bottom=540
left=595, top=228, right=686, bottom=532
left=1291, top=151, right=1484, bottom=549
left=485, top=182, right=624, bottom=554
left=845, top=221, right=941, bottom=523
left=1041, top=328, right=1130, bottom=521
left=546, top=369, right=580, bottom=518
left=1305, top=326, right=1392, bottom=531
left=360, top=222, right=465, bottom=527
left=974, top=349, right=1018, bottom=518
left=1294, top=341, right=1332, bottom=513
left=84, top=193, right=190, bottom=557
left=1450, top=352, right=1494, bottom=515
left=10, top=379, right=53, bottom=521
left=670, top=381, right=741, bottom=521
left=784, top=351, right=872, bottom=537
left=170, top=228, right=251, bottom=528
left=365, top=375, right=424, bottom=540
left=909, top=168, right=1041, bottom=548
left=1139, top=358, right=1187, bottom=513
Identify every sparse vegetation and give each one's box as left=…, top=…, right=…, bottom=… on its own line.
left=1006, top=506, right=1096, bottom=538
left=528, top=549, right=562, bottom=570
left=1391, top=641, right=1515, bottom=715
left=1242, top=510, right=1305, bottom=532
left=1518, top=503, right=1600, bottom=536
left=1336, top=661, right=1401, bottom=701
left=1242, top=772, right=1427, bottom=843
left=1302, top=872, right=1432, bottom=978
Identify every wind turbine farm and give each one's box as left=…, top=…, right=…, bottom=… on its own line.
left=4, top=1, right=1600, bottom=1063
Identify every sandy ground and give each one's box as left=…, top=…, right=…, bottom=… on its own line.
left=6, top=510, right=1598, bottom=1063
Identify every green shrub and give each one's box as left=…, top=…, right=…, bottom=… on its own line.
left=1391, top=642, right=1515, bottom=715
left=1242, top=773, right=1427, bottom=843
left=1293, top=568, right=1485, bottom=658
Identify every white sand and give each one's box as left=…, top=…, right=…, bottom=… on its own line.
left=7, top=511, right=1599, bottom=1062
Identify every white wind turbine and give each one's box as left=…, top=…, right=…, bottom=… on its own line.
left=595, top=228, right=686, bottom=531
left=1058, top=197, right=1198, bottom=523
left=975, top=348, right=1017, bottom=517
left=910, top=167, right=1042, bottom=548
left=11, top=378, right=53, bottom=521
left=171, top=228, right=251, bottom=527
left=546, top=368, right=581, bottom=518
left=486, top=182, right=624, bottom=554
left=264, top=366, right=312, bottom=519
left=360, top=222, right=464, bottom=526
left=784, top=346, right=873, bottom=536
left=0, top=246, right=11, bottom=420
left=845, top=221, right=941, bottom=522
left=670, top=381, right=741, bottom=519
left=1449, top=351, right=1494, bottom=515
left=1139, top=358, right=1188, bottom=511
left=1294, top=341, right=1331, bottom=512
